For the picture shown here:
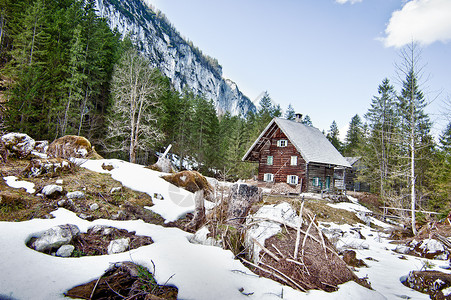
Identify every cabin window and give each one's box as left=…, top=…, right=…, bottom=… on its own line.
left=290, top=156, right=297, bottom=166
left=287, top=175, right=299, bottom=185
left=312, top=177, right=321, bottom=187
left=277, top=139, right=288, bottom=147
left=267, top=155, right=273, bottom=165
left=264, top=173, right=274, bottom=182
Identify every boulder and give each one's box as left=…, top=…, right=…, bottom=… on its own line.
left=67, top=191, right=85, bottom=200
left=90, top=203, right=99, bottom=211
left=34, top=140, right=49, bottom=154
left=1, top=132, right=35, bottom=158
left=401, top=270, right=451, bottom=299
left=56, top=244, right=75, bottom=257
left=395, top=239, right=449, bottom=260
left=42, top=184, right=64, bottom=198
left=107, top=237, right=130, bottom=254
left=31, top=224, right=80, bottom=252
left=23, top=158, right=72, bottom=177
left=47, top=135, right=94, bottom=159
left=162, top=170, right=212, bottom=194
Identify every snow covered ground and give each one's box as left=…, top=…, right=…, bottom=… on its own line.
left=0, top=158, right=448, bottom=299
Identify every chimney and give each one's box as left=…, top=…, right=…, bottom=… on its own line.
left=295, top=113, right=303, bottom=123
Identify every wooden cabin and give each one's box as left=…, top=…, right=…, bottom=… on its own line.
left=242, top=116, right=351, bottom=193
left=344, top=156, right=370, bottom=192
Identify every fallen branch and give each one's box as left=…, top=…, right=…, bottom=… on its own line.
left=301, top=215, right=315, bottom=258
left=251, top=216, right=340, bottom=258
left=240, top=258, right=306, bottom=292
left=89, top=274, right=103, bottom=300
left=105, top=281, right=125, bottom=299
left=258, top=260, right=307, bottom=292
left=271, top=243, right=285, bottom=259
left=251, top=237, right=280, bottom=262
left=308, top=213, right=327, bottom=259
left=293, top=201, right=304, bottom=259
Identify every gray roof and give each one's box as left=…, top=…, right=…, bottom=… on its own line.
left=345, top=156, right=361, bottom=166
left=243, top=118, right=351, bottom=168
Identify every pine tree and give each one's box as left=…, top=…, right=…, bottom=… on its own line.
left=285, top=104, right=295, bottom=120
left=301, top=115, right=313, bottom=126
left=343, top=114, right=362, bottom=156
left=326, top=120, right=342, bottom=151
left=362, top=78, right=399, bottom=198
left=60, top=24, right=86, bottom=136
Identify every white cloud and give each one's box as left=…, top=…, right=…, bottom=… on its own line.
left=382, top=0, right=451, bottom=47
left=335, top=0, right=362, bottom=4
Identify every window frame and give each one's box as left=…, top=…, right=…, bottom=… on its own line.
left=290, top=155, right=297, bottom=166
left=267, top=155, right=273, bottom=165
left=277, top=139, right=288, bottom=147
left=287, top=175, right=299, bottom=185
left=312, top=177, right=321, bottom=187
left=264, top=173, right=274, bottom=182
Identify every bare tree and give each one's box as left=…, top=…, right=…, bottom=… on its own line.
left=106, top=49, right=163, bottom=163
left=396, top=42, right=433, bottom=235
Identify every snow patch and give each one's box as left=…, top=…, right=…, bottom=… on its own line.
left=3, top=176, right=36, bottom=193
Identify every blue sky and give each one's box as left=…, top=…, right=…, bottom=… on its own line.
left=145, top=0, right=451, bottom=136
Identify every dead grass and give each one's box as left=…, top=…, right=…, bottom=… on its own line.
left=0, top=157, right=159, bottom=223
left=250, top=226, right=369, bottom=292
left=161, top=170, right=212, bottom=194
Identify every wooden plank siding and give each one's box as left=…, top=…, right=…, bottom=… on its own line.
left=306, top=163, right=335, bottom=193
left=257, top=129, right=307, bottom=191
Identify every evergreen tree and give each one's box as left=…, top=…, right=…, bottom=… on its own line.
left=285, top=104, right=295, bottom=120
left=361, top=78, right=399, bottom=197
left=343, top=114, right=362, bottom=156
left=326, top=120, right=342, bottom=151
left=301, top=115, right=313, bottom=126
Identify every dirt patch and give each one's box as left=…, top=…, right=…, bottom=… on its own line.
left=347, top=191, right=383, bottom=214
left=65, top=261, right=178, bottom=299
left=71, top=226, right=153, bottom=257
left=247, top=225, right=370, bottom=292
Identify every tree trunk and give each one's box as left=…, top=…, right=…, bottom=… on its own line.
left=411, top=118, right=417, bottom=235
left=226, top=183, right=261, bottom=226
left=186, top=190, right=205, bottom=231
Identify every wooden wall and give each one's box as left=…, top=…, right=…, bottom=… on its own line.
left=257, top=128, right=307, bottom=191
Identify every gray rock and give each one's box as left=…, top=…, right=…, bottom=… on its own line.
left=56, top=244, right=75, bottom=257
left=90, top=225, right=113, bottom=235
left=67, top=191, right=85, bottom=199
left=107, top=238, right=130, bottom=255
left=110, top=186, right=122, bottom=193
left=31, top=224, right=80, bottom=252
left=1, top=132, right=35, bottom=158
left=90, top=203, right=99, bottom=211
left=42, top=185, right=63, bottom=198
left=78, top=213, right=89, bottom=220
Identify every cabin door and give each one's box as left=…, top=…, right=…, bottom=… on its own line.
left=325, top=176, right=331, bottom=191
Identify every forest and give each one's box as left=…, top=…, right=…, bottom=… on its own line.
left=0, top=0, right=450, bottom=218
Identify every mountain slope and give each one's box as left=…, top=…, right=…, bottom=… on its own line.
left=94, top=0, right=255, bottom=115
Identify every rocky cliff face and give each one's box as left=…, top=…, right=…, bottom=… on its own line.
left=94, top=0, right=255, bottom=116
